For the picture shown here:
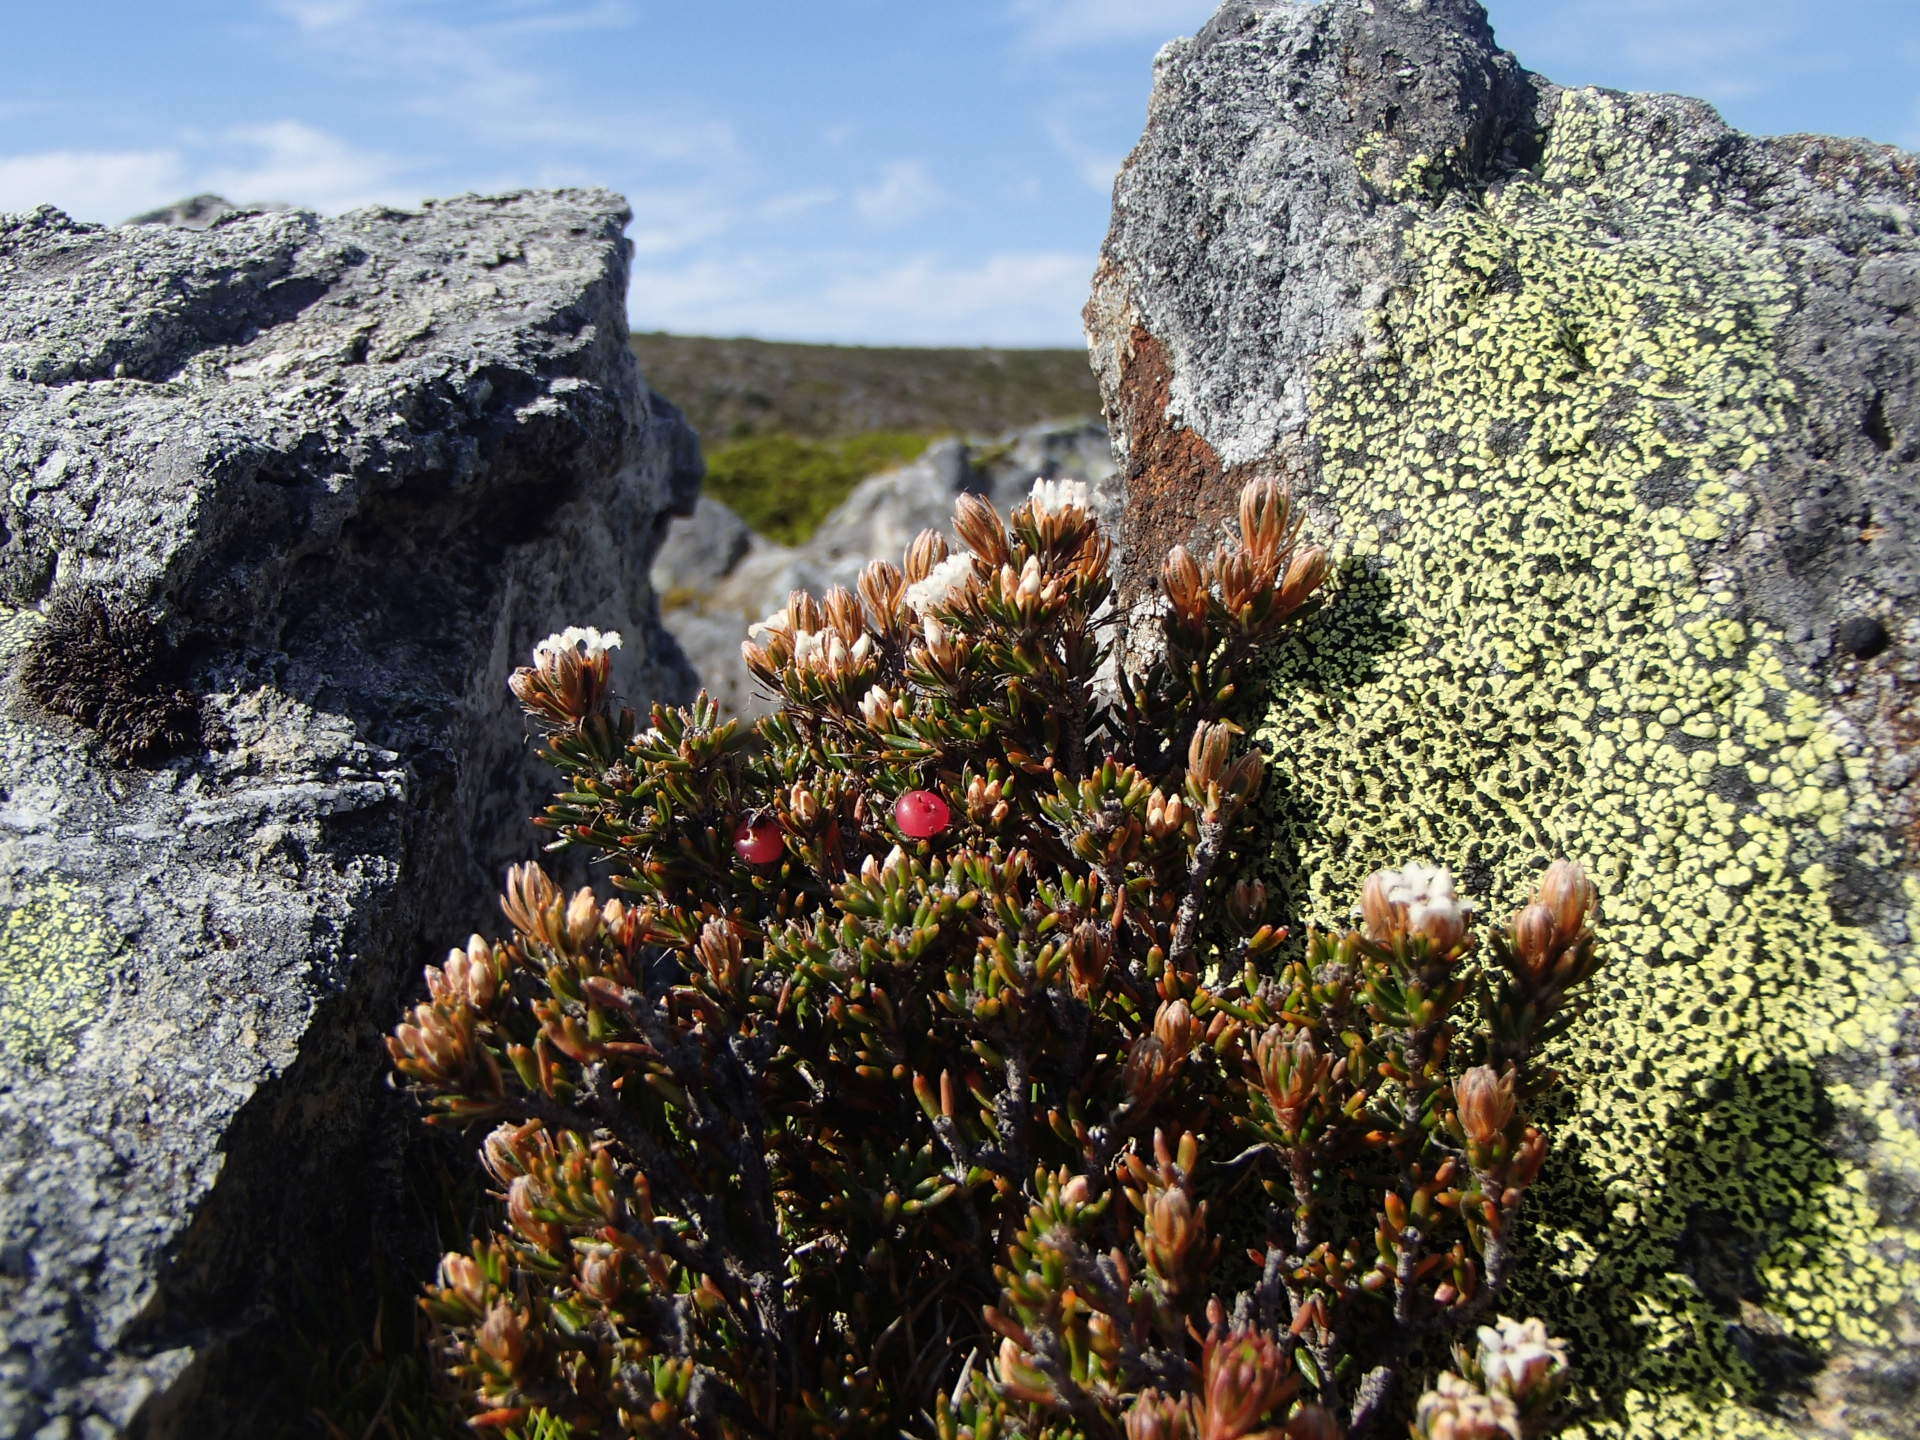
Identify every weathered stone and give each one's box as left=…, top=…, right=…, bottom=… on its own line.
left=658, top=420, right=1117, bottom=718
left=1090, top=2, right=1918, bottom=1435
left=0, top=190, right=697, bottom=1435
left=123, top=195, right=287, bottom=231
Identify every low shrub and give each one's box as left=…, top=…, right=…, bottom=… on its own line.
left=392, top=479, right=1598, bottom=1438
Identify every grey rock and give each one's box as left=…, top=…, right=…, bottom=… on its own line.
left=658, top=420, right=1115, bottom=718
left=0, top=190, right=697, bottom=1435
left=122, top=195, right=288, bottom=231
left=1090, top=1, right=1919, bottom=1433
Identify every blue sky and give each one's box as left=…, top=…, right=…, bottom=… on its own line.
left=3, top=1, right=1914, bottom=346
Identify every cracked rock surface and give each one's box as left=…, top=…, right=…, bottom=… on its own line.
left=0, top=190, right=697, bottom=1436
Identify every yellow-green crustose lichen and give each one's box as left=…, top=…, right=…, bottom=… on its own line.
left=1256, top=89, right=1916, bottom=1437
left=0, top=880, right=118, bottom=1077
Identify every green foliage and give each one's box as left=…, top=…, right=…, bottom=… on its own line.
left=702, top=429, right=939, bottom=545
left=392, top=481, right=1596, bottom=1438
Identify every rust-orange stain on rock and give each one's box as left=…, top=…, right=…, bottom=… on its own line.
left=1107, top=323, right=1237, bottom=611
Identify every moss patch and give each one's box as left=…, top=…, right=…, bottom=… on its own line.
left=0, top=880, right=119, bottom=1076
left=1255, top=88, right=1915, bottom=1437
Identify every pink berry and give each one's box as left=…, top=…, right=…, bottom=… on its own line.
left=895, top=789, right=950, bottom=839
left=733, top=818, right=783, bottom=864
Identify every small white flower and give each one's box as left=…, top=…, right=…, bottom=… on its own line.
left=746, top=607, right=790, bottom=641
left=1028, top=476, right=1091, bottom=517
left=532, top=625, right=621, bottom=667
left=1476, top=1316, right=1568, bottom=1401
left=790, top=628, right=829, bottom=669
left=1357, top=862, right=1474, bottom=950
left=902, top=552, right=976, bottom=615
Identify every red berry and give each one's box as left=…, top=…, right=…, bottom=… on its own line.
left=733, top=817, right=783, bottom=864
left=895, top=789, right=950, bottom=839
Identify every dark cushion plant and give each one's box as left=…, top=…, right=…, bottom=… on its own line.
left=390, top=478, right=1598, bottom=1439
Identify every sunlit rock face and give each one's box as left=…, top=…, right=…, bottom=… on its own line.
left=1088, top=1, right=1919, bottom=1434
left=0, top=190, right=697, bottom=1436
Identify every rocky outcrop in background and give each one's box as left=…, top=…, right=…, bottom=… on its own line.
left=656, top=421, right=1115, bottom=716
left=1089, top=0, right=1918, bottom=1435
left=0, top=190, right=696, bottom=1435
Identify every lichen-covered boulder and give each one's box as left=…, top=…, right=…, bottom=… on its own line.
left=0, top=191, right=697, bottom=1436
left=1088, top=1, right=1918, bottom=1435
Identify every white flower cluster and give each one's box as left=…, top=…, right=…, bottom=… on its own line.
left=790, top=628, right=872, bottom=674
left=1358, top=860, right=1476, bottom=950
left=1027, top=476, right=1092, bottom=517
left=902, top=552, right=977, bottom=616
left=1385, top=861, right=1473, bottom=937
left=1475, top=1315, right=1569, bottom=1400
left=531, top=626, right=622, bottom=667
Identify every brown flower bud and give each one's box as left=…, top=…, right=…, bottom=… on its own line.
left=788, top=781, right=821, bottom=827
left=578, top=1247, right=623, bottom=1304
left=437, top=1251, right=489, bottom=1311
left=1127, top=1390, right=1201, bottom=1440
left=694, top=918, right=743, bottom=992
left=1227, top=879, right=1269, bottom=926
left=1456, top=1066, right=1516, bottom=1149
left=1162, top=544, right=1207, bottom=621
left=1360, top=868, right=1400, bottom=940
left=1276, top=543, right=1329, bottom=613
left=822, top=585, right=864, bottom=644
left=1201, top=1328, right=1297, bottom=1440
left=1124, top=1034, right=1175, bottom=1107
left=501, top=862, right=561, bottom=948
left=903, top=528, right=949, bottom=584
left=507, top=1174, right=566, bottom=1254
left=1142, top=1185, right=1201, bottom=1289
left=1537, top=859, right=1595, bottom=947
left=1188, top=722, right=1233, bottom=789
left=1154, top=999, right=1196, bottom=1061
left=954, top=492, right=1011, bottom=567
left=1255, top=1028, right=1330, bottom=1136
left=1238, top=477, right=1293, bottom=562
left=1066, top=921, right=1110, bottom=996
left=1511, top=903, right=1557, bottom=973
left=564, top=887, right=601, bottom=953
left=857, top=558, right=904, bottom=624
left=481, top=1122, right=537, bottom=1185
left=476, top=1300, right=530, bottom=1371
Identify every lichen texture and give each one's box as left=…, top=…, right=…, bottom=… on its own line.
left=0, top=880, right=117, bottom=1076
left=1247, top=89, right=1915, bottom=1437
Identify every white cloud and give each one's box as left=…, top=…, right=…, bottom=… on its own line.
left=0, top=123, right=413, bottom=224
left=1495, top=0, right=1831, bottom=110
left=853, top=161, right=947, bottom=227
left=268, top=0, right=736, bottom=164
left=0, top=148, right=188, bottom=222
left=759, top=188, right=837, bottom=222
left=629, top=248, right=1095, bottom=347
left=202, top=121, right=411, bottom=211
left=1005, top=0, right=1216, bottom=53
left=1042, top=109, right=1126, bottom=194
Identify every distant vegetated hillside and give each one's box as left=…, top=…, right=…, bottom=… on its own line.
left=628, top=331, right=1101, bottom=442
left=629, top=331, right=1103, bottom=544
